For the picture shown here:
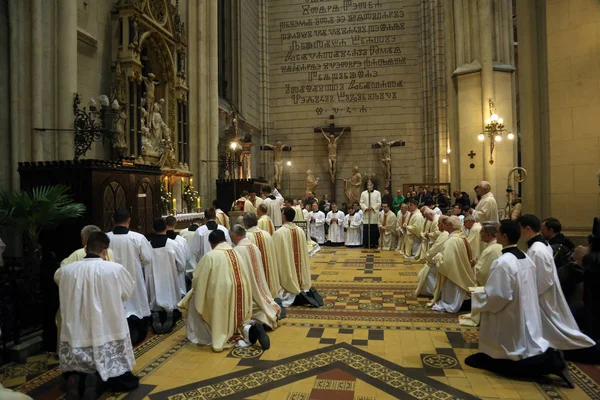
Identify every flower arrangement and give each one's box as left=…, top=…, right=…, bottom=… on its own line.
left=161, top=181, right=172, bottom=214
left=183, top=183, right=199, bottom=210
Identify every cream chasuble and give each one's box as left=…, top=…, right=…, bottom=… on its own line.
left=378, top=211, right=397, bottom=250
left=55, top=258, right=136, bottom=381
left=473, top=192, right=499, bottom=223
left=215, top=209, right=231, bottom=230
left=179, top=243, right=252, bottom=352
left=345, top=210, right=363, bottom=247
left=246, top=226, right=281, bottom=298
left=395, top=211, right=408, bottom=250
left=467, top=222, right=485, bottom=259
left=326, top=210, right=345, bottom=243
left=234, top=238, right=281, bottom=329
left=472, top=248, right=549, bottom=360
left=272, top=223, right=312, bottom=295
left=415, top=231, right=449, bottom=296
left=431, top=231, right=476, bottom=313
left=244, top=197, right=263, bottom=215
left=401, top=210, right=424, bottom=257
left=417, top=215, right=440, bottom=261
left=528, top=239, right=596, bottom=350
left=293, top=205, right=305, bottom=222
left=258, top=215, right=275, bottom=235
left=61, top=247, right=115, bottom=267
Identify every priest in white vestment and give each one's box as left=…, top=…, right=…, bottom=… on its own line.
left=106, top=209, right=153, bottom=345
left=308, top=202, right=326, bottom=245
left=520, top=215, right=597, bottom=362
left=212, top=200, right=231, bottom=230
left=466, top=220, right=571, bottom=385
left=459, top=221, right=502, bottom=327
left=191, top=209, right=232, bottom=264
left=179, top=230, right=271, bottom=352
left=395, top=203, right=409, bottom=251
left=430, top=216, right=476, bottom=313
left=416, top=208, right=439, bottom=261
left=400, top=199, right=424, bottom=257
left=345, top=203, right=363, bottom=247
left=360, top=181, right=381, bottom=248
left=244, top=191, right=263, bottom=215
left=257, top=204, right=276, bottom=235
left=147, top=218, right=186, bottom=334
left=415, top=216, right=449, bottom=297
left=56, top=232, right=139, bottom=394
left=165, top=215, right=191, bottom=296
left=286, top=198, right=306, bottom=222
left=231, top=225, right=281, bottom=330
left=261, top=186, right=283, bottom=228
left=61, top=225, right=115, bottom=267
left=272, top=208, right=315, bottom=307
left=464, top=215, right=484, bottom=259
left=326, top=202, right=345, bottom=246
left=378, top=203, right=397, bottom=250
left=470, top=181, right=499, bottom=223
left=243, top=213, right=281, bottom=299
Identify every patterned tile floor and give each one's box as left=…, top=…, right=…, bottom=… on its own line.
left=3, top=248, right=600, bottom=399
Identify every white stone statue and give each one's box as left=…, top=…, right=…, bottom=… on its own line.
left=321, top=127, right=346, bottom=183
left=142, top=73, right=157, bottom=115
left=262, top=142, right=291, bottom=187
left=377, top=138, right=399, bottom=185
left=114, top=110, right=128, bottom=156
left=344, top=165, right=362, bottom=205
left=241, top=141, right=254, bottom=180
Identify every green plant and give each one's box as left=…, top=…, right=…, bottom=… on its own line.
left=0, top=185, right=86, bottom=250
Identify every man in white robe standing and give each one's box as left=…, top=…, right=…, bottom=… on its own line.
left=257, top=204, right=276, bottom=235
left=415, top=216, right=449, bottom=297
left=520, top=214, right=598, bottom=364
left=469, top=181, right=499, bottom=223
left=360, top=180, right=381, bottom=249
left=107, top=209, right=153, bottom=346
left=345, top=202, right=363, bottom=247
left=261, top=186, right=283, bottom=228
left=400, top=199, right=424, bottom=258
left=243, top=213, right=281, bottom=299
left=395, top=203, right=409, bottom=251
left=56, top=232, right=139, bottom=397
left=466, top=220, right=573, bottom=387
left=179, top=230, right=271, bottom=352
left=430, top=216, right=476, bottom=313
left=166, top=215, right=191, bottom=295
left=326, top=201, right=345, bottom=246
left=148, top=218, right=186, bottom=334
left=464, top=215, right=484, bottom=259
left=416, top=207, right=439, bottom=261
left=308, top=202, right=326, bottom=245
left=231, top=225, right=281, bottom=330
left=272, top=208, right=322, bottom=307
left=191, top=208, right=231, bottom=265
left=378, top=202, right=397, bottom=250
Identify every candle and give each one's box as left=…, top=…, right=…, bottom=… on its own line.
left=172, top=198, right=177, bottom=211
left=190, top=178, right=193, bottom=187
left=199, top=197, right=202, bottom=209
left=164, top=177, right=168, bottom=190
left=196, top=197, right=200, bottom=210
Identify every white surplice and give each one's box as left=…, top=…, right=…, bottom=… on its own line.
left=360, top=189, right=381, bottom=224
left=308, top=210, right=326, bottom=244
left=378, top=210, right=397, bottom=250
left=234, top=238, right=281, bottom=329
left=272, top=223, right=312, bottom=298
left=61, top=247, right=115, bottom=267
left=55, top=258, right=136, bottom=381
left=472, top=247, right=550, bottom=360
left=473, top=192, right=499, bottom=223
left=147, top=238, right=185, bottom=312
left=171, top=234, right=191, bottom=296
left=263, top=197, right=283, bottom=227
left=107, top=229, right=153, bottom=319
left=415, top=231, right=449, bottom=296
left=345, top=210, right=363, bottom=247
left=190, top=222, right=232, bottom=264
left=326, top=210, right=345, bottom=243
left=180, top=227, right=200, bottom=273
left=467, top=222, right=485, bottom=259
left=527, top=238, right=596, bottom=350
left=246, top=226, right=281, bottom=298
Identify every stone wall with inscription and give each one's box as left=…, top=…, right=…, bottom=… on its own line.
left=267, top=0, right=428, bottom=199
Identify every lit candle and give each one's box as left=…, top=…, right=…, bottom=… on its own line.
left=196, top=197, right=200, bottom=210
left=172, top=198, right=177, bottom=211
left=190, top=178, right=193, bottom=187
left=199, top=197, right=202, bottom=209
left=164, top=177, right=168, bottom=189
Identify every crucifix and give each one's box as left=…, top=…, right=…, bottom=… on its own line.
left=371, top=139, right=406, bottom=190
left=260, top=142, right=292, bottom=189
left=468, top=150, right=477, bottom=159
left=314, top=115, right=351, bottom=200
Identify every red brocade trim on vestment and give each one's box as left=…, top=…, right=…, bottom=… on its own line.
left=254, top=233, right=270, bottom=287
left=225, top=249, right=245, bottom=334
left=291, top=228, right=302, bottom=286
left=247, top=244, right=273, bottom=305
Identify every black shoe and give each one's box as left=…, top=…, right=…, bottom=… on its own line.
left=151, top=312, right=163, bottom=334
left=252, top=322, right=270, bottom=350
left=162, top=310, right=174, bottom=333
left=309, top=287, right=324, bottom=307
left=66, top=374, right=81, bottom=400
left=82, top=373, right=101, bottom=400
left=301, top=291, right=319, bottom=307
left=274, top=298, right=286, bottom=319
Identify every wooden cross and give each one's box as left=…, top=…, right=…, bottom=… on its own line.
left=313, top=115, right=351, bottom=136
left=468, top=150, right=477, bottom=159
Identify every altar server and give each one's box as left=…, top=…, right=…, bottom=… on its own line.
left=257, top=204, right=276, bottom=235
left=520, top=215, right=597, bottom=362
left=378, top=203, right=397, bottom=250
left=179, top=230, right=270, bottom=352
left=466, top=220, right=572, bottom=387
left=308, top=202, right=326, bottom=245
left=261, top=186, right=283, bottom=228
left=360, top=181, right=381, bottom=248
left=430, top=216, right=476, bottom=313
left=231, top=225, right=281, bottom=330
left=326, top=201, right=345, bottom=246
left=56, top=232, right=139, bottom=397
left=465, top=215, right=484, bottom=259
left=191, top=208, right=231, bottom=264
left=213, top=200, right=230, bottom=230
left=60, top=225, right=115, bottom=266
left=147, top=218, right=186, bottom=334
left=395, top=203, right=409, bottom=251
left=416, top=207, right=439, bottom=261
left=400, top=199, right=424, bottom=257
left=345, top=202, right=363, bottom=247
left=243, top=213, right=281, bottom=298
left=107, top=209, right=152, bottom=345
left=166, top=215, right=191, bottom=295
left=415, top=216, right=449, bottom=296
left=470, top=181, right=499, bottom=223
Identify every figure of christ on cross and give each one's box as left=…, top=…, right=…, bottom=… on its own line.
left=313, top=115, right=351, bottom=184
left=372, top=139, right=406, bottom=189
left=260, top=142, right=292, bottom=188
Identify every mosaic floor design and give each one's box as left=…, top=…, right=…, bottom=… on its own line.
left=2, top=248, right=600, bottom=399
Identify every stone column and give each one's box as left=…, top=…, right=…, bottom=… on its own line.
left=31, top=0, right=43, bottom=161
left=208, top=0, right=219, bottom=200
left=479, top=0, right=494, bottom=182
left=57, top=0, right=77, bottom=160
left=8, top=0, right=25, bottom=190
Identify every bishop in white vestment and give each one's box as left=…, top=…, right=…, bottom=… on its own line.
left=244, top=192, right=263, bottom=215
left=243, top=213, right=281, bottom=299
left=106, top=210, right=153, bottom=345
left=326, top=202, right=345, bottom=245
left=400, top=200, right=424, bottom=257
left=262, top=186, right=283, bottom=228
left=191, top=209, right=232, bottom=264
left=465, top=216, right=484, bottom=259
left=378, top=203, right=397, bottom=250
left=257, top=204, right=276, bottom=235
left=471, top=182, right=499, bottom=223
left=415, top=216, right=449, bottom=296
left=345, top=204, right=363, bottom=247
left=308, top=202, right=326, bottom=245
